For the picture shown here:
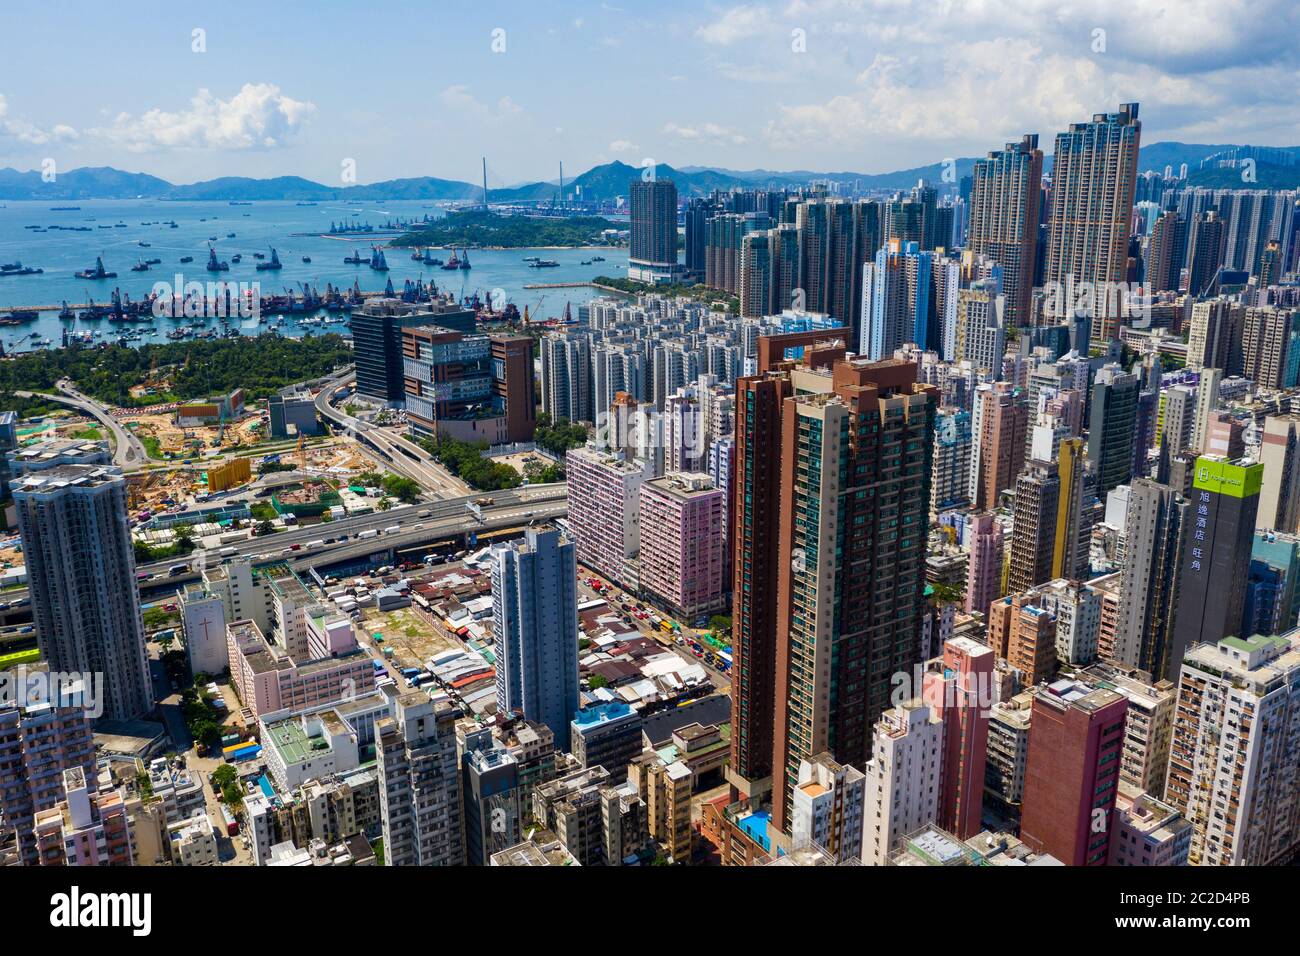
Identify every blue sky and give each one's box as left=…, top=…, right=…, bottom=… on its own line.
left=1, top=0, right=1297, bottom=185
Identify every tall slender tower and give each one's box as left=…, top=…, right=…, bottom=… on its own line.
left=771, top=357, right=937, bottom=836
left=922, top=637, right=995, bottom=839
left=13, top=465, right=152, bottom=722
left=1043, top=103, right=1142, bottom=345
left=491, top=526, right=580, bottom=752
left=727, top=329, right=848, bottom=803
left=1169, top=456, right=1263, bottom=679
left=967, top=134, right=1043, bottom=330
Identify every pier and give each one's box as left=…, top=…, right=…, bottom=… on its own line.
left=522, top=281, right=595, bottom=290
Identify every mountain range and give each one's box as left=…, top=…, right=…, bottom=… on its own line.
left=2, top=143, right=1297, bottom=202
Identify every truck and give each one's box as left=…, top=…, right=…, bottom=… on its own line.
left=357, top=529, right=379, bottom=540
left=383, top=525, right=401, bottom=535
left=221, top=805, right=239, bottom=837
left=219, top=546, right=237, bottom=557
left=168, top=563, right=190, bottom=576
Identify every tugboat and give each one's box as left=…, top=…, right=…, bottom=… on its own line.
left=368, top=247, right=389, bottom=272
left=441, top=251, right=461, bottom=270
left=130, top=261, right=150, bottom=272
left=74, top=256, right=117, bottom=280
left=206, top=246, right=229, bottom=272
left=255, top=248, right=283, bottom=271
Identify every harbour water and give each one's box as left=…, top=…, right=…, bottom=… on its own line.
left=0, top=199, right=628, bottom=351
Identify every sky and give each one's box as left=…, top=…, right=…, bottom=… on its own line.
left=1, top=0, right=1297, bottom=187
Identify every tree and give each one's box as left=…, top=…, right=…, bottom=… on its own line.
left=377, top=496, right=393, bottom=512
left=255, top=519, right=276, bottom=537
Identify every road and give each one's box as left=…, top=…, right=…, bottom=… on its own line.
left=312, top=369, right=469, bottom=497
left=14, top=380, right=148, bottom=468
left=0, top=484, right=568, bottom=615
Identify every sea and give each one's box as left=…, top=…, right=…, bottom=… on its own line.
left=0, top=199, right=629, bottom=352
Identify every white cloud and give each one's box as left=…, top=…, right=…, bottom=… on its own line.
left=696, top=5, right=770, bottom=44
left=90, top=84, right=314, bottom=152
left=608, top=139, right=639, bottom=153
left=720, top=0, right=1300, bottom=156
left=438, top=85, right=524, bottom=123
left=663, top=121, right=748, bottom=146
left=0, top=94, right=79, bottom=146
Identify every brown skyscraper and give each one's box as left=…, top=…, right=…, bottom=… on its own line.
left=967, top=134, right=1043, bottom=330
left=969, top=382, right=1027, bottom=511
left=770, top=357, right=937, bottom=836
left=1020, top=681, right=1127, bottom=865
left=1043, top=103, right=1142, bottom=345
left=727, top=329, right=849, bottom=802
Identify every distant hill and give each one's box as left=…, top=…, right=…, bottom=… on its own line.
left=3, top=142, right=1298, bottom=202
left=1185, top=162, right=1300, bottom=190
left=0, top=165, right=174, bottom=199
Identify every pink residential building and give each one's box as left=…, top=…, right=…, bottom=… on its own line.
left=639, top=473, right=727, bottom=622
left=965, top=511, right=1004, bottom=615
left=922, top=636, right=995, bottom=839
left=227, top=614, right=375, bottom=719
left=32, top=766, right=133, bottom=866
left=565, top=444, right=651, bottom=586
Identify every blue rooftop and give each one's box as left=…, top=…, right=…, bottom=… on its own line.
left=738, top=809, right=771, bottom=852
left=573, top=701, right=634, bottom=727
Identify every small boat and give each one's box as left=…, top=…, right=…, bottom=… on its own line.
left=131, top=261, right=150, bottom=272
left=231, top=254, right=242, bottom=263
left=302, top=256, right=311, bottom=263
left=179, top=256, right=193, bottom=264
left=138, top=241, right=151, bottom=247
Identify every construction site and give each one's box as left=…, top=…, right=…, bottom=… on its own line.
left=123, top=433, right=384, bottom=517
